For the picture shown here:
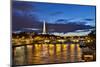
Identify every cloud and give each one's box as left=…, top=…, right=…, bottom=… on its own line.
left=47, top=23, right=93, bottom=33
left=74, top=29, right=92, bottom=33
left=65, top=29, right=94, bottom=36
left=84, top=18, right=94, bottom=21
left=55, top=18, right=87, bottom=25
left=12, top=1, right=42, bottom=31
left=12, top=12, right=41, bottom=31
left=55, top=19, right=68, bottom=24
left=23, top=28, right=40, bottom=31
left=55, top=18, right=75, bottom=24
left=65, top=31, right=91, bottom=36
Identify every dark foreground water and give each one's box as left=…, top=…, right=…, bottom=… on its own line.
left=13, top=44, right=83, bottom=65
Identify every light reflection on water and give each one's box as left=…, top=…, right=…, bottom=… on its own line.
left=13, top=44, right=82, bottom=65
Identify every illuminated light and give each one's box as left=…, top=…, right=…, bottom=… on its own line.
left=77, top=44, right=81, bottom=52
left=70, top=44, right=75, bottom=55
left=35, top=44, right=38, bottom=49
left=49, top=50, right=54, bottom=55
left=35, top=51, right=40, bottom=56
left=87, top=40, right=90, bottom=43
left=72, top=39, right=79, bottom=42
left=77, top=44, right=82, bottom=61
left=58, top=39, right=65, bottom=42
left=49, top=44, right=54, bottom=55
left=71, top=44, right=74, bottom=48
left=75, top=40, right=79, bottom=42
left=50, top=44, right=54, bottom=47
left=72, top=40, right=75, bottom=42
left=91, top=40, right=93, bottom=42
left=63, top=44, right=67, bottom=50
left=63, top=44, right=66, bottom=47
left=44, top=40, right=50, bottom=43
left=16, top=47, right=22, bottom=50
left=27, top=45, right=32, bottom=48
left=70, top=44, right=75, bottom=62
left=38, top=44, right=41, bottom=48
left=56, top=44, right=61, bottom=52
left=84, top=55, right=93, bottom=61
left=85, top=37, right=88, bottom=39
left=26, top=40, right=30, bottom=44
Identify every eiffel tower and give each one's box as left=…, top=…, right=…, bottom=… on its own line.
left=42, top=20, right=46, bottom=34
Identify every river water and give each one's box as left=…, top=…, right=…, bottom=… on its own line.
left=13, top=44, right=83, bottom=65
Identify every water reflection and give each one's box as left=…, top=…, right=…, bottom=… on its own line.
left=13, top=44, right=82, bottom=65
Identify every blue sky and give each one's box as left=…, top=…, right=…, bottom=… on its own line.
left=32, top=2, right=95, bottom=26
left=12, top=1, right=96, bottom=35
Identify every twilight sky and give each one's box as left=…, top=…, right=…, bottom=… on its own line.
left=12, top=1, right=96, bottom=35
